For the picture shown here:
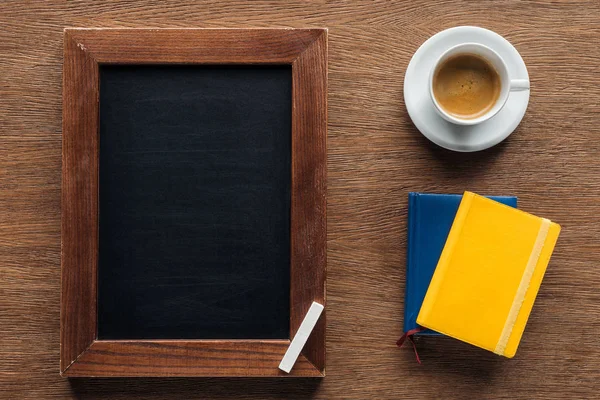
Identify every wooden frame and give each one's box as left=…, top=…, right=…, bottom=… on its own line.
left=61, top=28, right=327, bottom=377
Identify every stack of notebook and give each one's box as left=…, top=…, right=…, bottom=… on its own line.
left=403, top=191, right=560, bottom=358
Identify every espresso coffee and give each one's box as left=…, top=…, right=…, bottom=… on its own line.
left=432, top=53, right=501, bottom=120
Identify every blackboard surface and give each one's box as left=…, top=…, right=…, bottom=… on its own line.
left=97, top=65, right=292, bottom=340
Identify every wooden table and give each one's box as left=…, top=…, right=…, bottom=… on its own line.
left=1, top=1, right=598, bottom=398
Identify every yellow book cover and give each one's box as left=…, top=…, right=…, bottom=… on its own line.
left=416, top=191, right=561, bottom=358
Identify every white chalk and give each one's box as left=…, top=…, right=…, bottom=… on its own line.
left=278, top=301, right=324, bottom=373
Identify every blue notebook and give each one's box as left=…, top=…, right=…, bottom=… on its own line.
left=404, top=193, right=518, bottom=336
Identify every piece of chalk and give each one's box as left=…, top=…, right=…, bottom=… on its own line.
left=278, top=301, right=324, bottom=373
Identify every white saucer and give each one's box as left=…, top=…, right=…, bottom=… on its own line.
left=404, top=26, right=530, bottom=152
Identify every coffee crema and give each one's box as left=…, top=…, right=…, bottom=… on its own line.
left=432, top=53, right=501, bottom=120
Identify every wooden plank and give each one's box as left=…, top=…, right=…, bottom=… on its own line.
left=63, top=340, right=322, bottom=377
left=64, top=28, right=323, bottom=64
left=1, top=0, right=600, bottom=398
left=60, top=30, right=99, bottom=373
left=290, top=29, right=327, bottom=373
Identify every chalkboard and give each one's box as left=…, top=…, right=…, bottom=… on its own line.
left=62, top=28, right=326, bottom=376
left=97, top=65, right=292, bottom=340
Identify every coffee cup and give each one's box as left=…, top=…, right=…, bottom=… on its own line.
left=429, top=43, right=529, bottom=126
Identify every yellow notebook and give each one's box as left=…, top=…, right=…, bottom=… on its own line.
left=417, top=191, right=561, bottom=358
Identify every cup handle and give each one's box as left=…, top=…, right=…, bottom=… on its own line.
left=510, top=79, right=530, bottom=91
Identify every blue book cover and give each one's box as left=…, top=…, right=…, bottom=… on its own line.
left=404, top=192, right=518, bottom=336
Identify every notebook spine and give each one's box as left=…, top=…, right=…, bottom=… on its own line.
left=417, top=191, right=474, bottom=324
left=403, top=193, right=418, bottom=333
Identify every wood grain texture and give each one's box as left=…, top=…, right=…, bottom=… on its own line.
left=290, top=30, right=327, bottom=373
left=61, top=28, right=326, bottom=377
left=65, top=340, right=320, bottom=377
left=66, top=28, right=324, bottom=64
left=61, top=30, right=98, bottom=373
left=1, top=0, right=599, bottom=398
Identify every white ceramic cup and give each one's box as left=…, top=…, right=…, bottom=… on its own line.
left=429, top=43, right=530, bottom=125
